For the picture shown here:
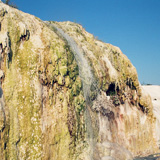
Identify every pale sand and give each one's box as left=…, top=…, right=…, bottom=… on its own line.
left=142, top=85, right=160, bottom=109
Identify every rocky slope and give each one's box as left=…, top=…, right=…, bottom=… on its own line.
left=142, top=85, right=160, bottom=149
left=0, top=2, right=160, bottom=160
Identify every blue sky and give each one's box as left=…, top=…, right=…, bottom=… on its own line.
left=12, top=0, right=160, bottom=85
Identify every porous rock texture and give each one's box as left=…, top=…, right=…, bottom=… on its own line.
left=0, top=2, right=159, bottom=160
left=142, top=85, right=160, bottom=150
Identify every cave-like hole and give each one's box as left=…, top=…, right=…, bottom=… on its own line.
left=106, top=83, right=116, bottom=96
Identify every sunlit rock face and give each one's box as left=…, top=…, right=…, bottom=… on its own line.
left=142, top=85, right=160, bottom=149
left=0, top=2, right=159, bottom=160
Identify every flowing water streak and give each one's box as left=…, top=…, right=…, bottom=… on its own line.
left=50, top=23, right=93, bottom=100
left=47, top=22, right=95, bottom=159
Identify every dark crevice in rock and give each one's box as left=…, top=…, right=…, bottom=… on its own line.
left=126, top=78, right=136, bottom=90
left=0, top=43, right=3, bottom=55
left=106, top=83, right=121, bottom=106
left=0, top=32, right=13, bottom=69
left=0, top=8, right=8, bottom=17
left=7, top=33, right=12, bottom=66
left=106, top=83, right=116, bottom=96
left=139, top=103, right=148, bottom=113
left=20, top=30, right=30, bottom=42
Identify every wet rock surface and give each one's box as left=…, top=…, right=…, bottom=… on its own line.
left=0, top=2, right=160, bottom=160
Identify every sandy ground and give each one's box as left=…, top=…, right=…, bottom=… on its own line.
left=142, top=85, right=160, bottom=109
left=142, top=85, right=160, bottom=100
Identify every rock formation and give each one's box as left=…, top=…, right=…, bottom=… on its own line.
left=0, top=2, right=160, bottom=160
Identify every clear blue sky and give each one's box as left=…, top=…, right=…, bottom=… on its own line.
left=12, top=0, right=160, bottom=85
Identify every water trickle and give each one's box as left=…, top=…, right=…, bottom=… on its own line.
left=46, top=22, right=96, bottom=159
left=47, top=22, right=94, bottom=101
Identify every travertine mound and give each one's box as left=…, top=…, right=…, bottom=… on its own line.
left=0, top=2, right=159, bottom=160
left=142, top=85, right=160, bottom=150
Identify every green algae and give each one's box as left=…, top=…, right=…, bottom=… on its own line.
left=1, top=13, right=87, bottom=159
left=0, top=4, right=157, bottom=160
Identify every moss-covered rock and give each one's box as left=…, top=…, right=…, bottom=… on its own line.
left=0, top=2, right=159, bottom=160
left=0, top=2, right=87, bottom=160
